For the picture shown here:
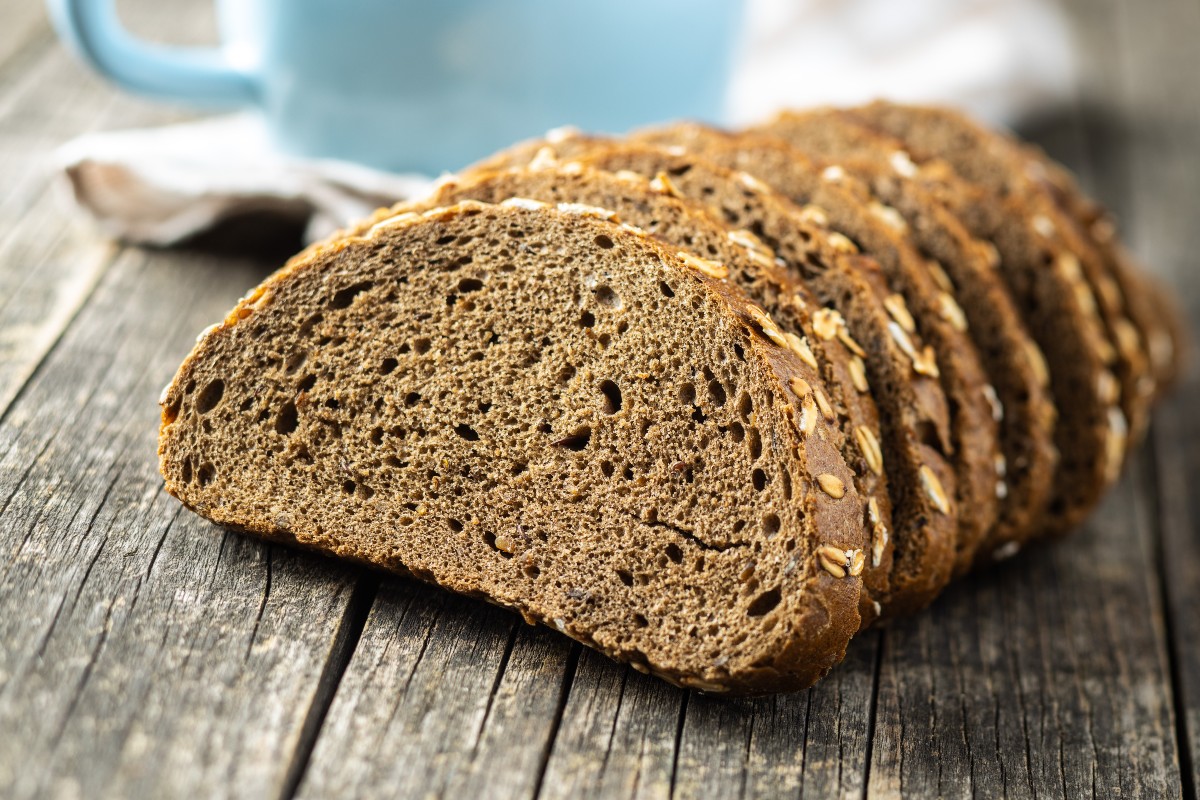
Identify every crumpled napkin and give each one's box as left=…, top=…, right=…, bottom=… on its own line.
left=56, top=0, right=1075, bottom=247
left=57, top=112, right=434, bottom=246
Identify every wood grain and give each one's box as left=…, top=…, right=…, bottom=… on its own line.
left=297, top=581, right=574, bottom=800
left=0, top=0, right=1197, bottom=796
left=0, top=246, right=366, bottom=799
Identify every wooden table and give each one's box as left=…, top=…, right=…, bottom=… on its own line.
left=2, top=1, right=1197, bottom=797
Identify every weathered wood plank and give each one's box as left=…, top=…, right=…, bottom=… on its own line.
left=0, top=245, right=362, bottom=799
left=538, top=652, right=683, bottom=800
left=866, top=463, right=1181, bottom=798
left=1152, top=381, right=1200, bottom=799
left=1086, top=0, right=1200, bottom=792
left=0, top=4, right=202, bottom=425
left=296, top=580, right=574, bottom=800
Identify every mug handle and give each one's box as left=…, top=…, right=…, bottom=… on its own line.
left=46, top=0, right=258, bottom=107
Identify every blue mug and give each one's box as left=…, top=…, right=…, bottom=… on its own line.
left=47, top=0, right=744, bottom=173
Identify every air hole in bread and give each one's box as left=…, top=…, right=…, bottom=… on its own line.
left=524, top=563, right=540, bottom=579
left=679, top=382, right=696, bottom=405
left=600, top=460, right=615, bottom=478
left=553, top=427, right=591, bottom=451
left=284, top=352, right=307, bottom=373
left=197, top=463, right=214, bottom=486
left=404, top=392, right=421, bottom=407
left=447, top=519, right=463, bottom=532
left=665, top=543, right=683, bottom=564
left=616, top=568, right=634, bottom=587
left=297, top=374, right=316, bottom=393
left=558, top=365, right=577, bottom=385
left=708, top=380, right=727, bottom=407
left=594, top=286, right=621, bottom=308
left=330, top=281, right=373, bottom=309
left=342, top=480, right=355, bottom=494
left=747, top=427, right=762, bottom=460
left=781, top=470, right=792, bottom=500
left=580, top=311, right=595, bottom=328
left=511, top=462, right=527, bottom=476
left=379, top=357, right=398, bottom=375
left=737, top=392, right=753, bottom=418
left=752, top=468, right=768, bottom=491
left=633, top=613, right=649, bottom=628
left=413, top=337, right=432, bottom=355
left=729, top=422, right=745, bottom=442
left=457, top=278, right=484, bottom=293
left=762, top=513, right=781, bottom=537
left=659, top=281, right=675, bottom=298
left=746, top=587, right=782, bottom=617
left=916, top=420, right=943, bottom=452
left=599, top=380, right=622, bottom=414
left=369, top=427, right=384, bottom=445
left=454, top=423, right=480, bottom=442
left=275, top=402, right=299, bottom=435
left=622, top=466, right=635, bottom=481
left=195, top=379, right=225, bottom=414
left=181, top=459, right=192, bottom=484
left=733, top=342, right=746, bottom=362
left=594, top=234, right=614, bottom=249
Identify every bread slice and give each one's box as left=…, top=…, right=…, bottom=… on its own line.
left=639, top=123, right=1056, bottom=560
left=839, top=103, right=1158, bottom=446
left=493, top=142, right=959, bottom=615
left=850, top=101, right=1179, bottom=401
left=758, top=109, right=1123, bottom=537
left=625, top=128, right=1001, bottom=573
left=158, top=200, right=867, bottom=694
left=633, top=123, right=1056, bottom=563
left=370, top=163, right=896, bottom=627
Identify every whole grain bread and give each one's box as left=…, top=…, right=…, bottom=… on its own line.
left=159, top=201, right=869, bottom=694
left=851, top=101, right=1182, bottom=401
left=371, top=163, right=896, bottom=626
left=841, top=102, right=1160, bottom=444
left=499, top=142, right=959, bottom=615
left=631, top=122, right=1047, bottom=564
left=759, top=109, right=1124, bottom=537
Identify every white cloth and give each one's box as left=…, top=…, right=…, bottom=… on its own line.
left=726, top=0, right=1077, bottom=127
left=57, top=113, right=433, bottom=246
left=57, top=0, right=1076, bottom=246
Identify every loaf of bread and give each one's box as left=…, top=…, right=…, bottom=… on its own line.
left=159, top=104, right=1185, bottom=694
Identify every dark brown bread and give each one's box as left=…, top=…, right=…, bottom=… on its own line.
left=851, top=100, right=1182, bottom=401
left=840, top=102, right=1159, bottom=444
left=760, top=109, right=1123, bottom=537
left=632, top=123, right=1050, bottom=564
left=624, top=128, right=1000, bottom=573
left=159, top=201, right=869, bottom=695
left=369, top=163, right=895, bottom=626
left=492, top=142, right=959, bottom=616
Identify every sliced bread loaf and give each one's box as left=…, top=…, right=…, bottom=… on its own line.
left=505, top=143, right=959, bottom=615
left=759, top=109, right=1125, bottom=536
left=158, top=201, right=867, bottom=694
left=640, top=123, right=1057, bottom=559
left=372, top=163, right=895, bottom=626
left=841, top=103, right=1160, bottom=444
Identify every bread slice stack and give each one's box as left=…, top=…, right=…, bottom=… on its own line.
left=158, top=103, right=1186, bottom=694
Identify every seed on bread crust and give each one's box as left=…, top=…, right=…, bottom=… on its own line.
left=848, top=356, right=870, bottom=393
left=883, top=293, right=916, bottom=333
left=677, top=251, right=730, bottom=280
left=817, top=474, right=846, bottom=498
left=816, top=545, right=851, bottom=577
left=783, top=332, right=820, bottom=369
left=919, top=465, right=951, bottom=515
left=855, top=426, right=884, bottom=476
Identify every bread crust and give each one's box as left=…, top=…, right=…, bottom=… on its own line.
left=159, top=201, right=866, bottom=694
